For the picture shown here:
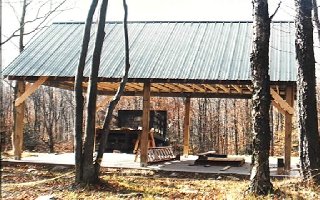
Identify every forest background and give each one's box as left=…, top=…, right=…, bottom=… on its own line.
left=1, top=0, right=320, bottom=156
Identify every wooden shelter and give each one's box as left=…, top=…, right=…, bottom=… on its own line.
left=3, top=21, right=296, bottom=169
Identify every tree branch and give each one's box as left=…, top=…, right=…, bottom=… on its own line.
left=270, top=1, right=282, bottom=20
left=94, top=0, right=130, bottom=173
left=1, top=0, right=67, bottom=46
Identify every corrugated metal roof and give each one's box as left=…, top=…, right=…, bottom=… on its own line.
left=3, top=21, right=296, bottom=82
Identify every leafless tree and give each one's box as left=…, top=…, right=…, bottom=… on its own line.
left=74, top=0, right=99, bottom=184
left=248, top=0, right=280, bottom=195
left=295, top=0, right=320, bottom=183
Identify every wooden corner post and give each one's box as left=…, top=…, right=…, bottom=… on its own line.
left=140, top=82, right=150, bottom=167
left=284, top=86, right=294, bottom=171
left=13, top=81, right=26, bottom=160
left=183, top=97, right=191, bottom=157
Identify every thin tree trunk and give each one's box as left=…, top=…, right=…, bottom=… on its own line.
left=248, top=0, right=273, bottom=195
left=312, top=0, right=320, bottom=44
left=74, top=0, right=98, bottom=183
left=82, top=0, right=109, bottom=184
left=94, top=0, right=129, bottom=177
left=295, top=0, right=320, bottom=183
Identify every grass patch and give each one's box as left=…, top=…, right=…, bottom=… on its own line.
left=1, top=164, right=320, bottom=199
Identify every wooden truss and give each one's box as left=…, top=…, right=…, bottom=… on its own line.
left=12, top=76, right=295, bottom=171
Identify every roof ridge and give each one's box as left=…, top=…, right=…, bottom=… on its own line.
left=52, top=20, right=294, bottom=25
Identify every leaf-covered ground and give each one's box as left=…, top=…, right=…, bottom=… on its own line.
left=1, top=164, right=320, bottom=200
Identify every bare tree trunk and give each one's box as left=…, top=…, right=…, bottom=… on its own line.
left=94, top=0, right=130, bottom=176
left=295, top=0, right=320, bottom=183
left=248, top=0, right=274, bottom=195
left=82, top=0, right=109, bottom=184
left=312, top=0, right=320, bottom=44
left=74, top=0, right=98, bottom=184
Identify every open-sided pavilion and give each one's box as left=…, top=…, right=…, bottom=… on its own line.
left=3, top=21, right=296, bottom=169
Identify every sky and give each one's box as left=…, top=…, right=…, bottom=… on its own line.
left=2, top=0, right=319, bottom=76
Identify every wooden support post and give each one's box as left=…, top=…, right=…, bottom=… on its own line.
left=12, top=81, right=26, bottom=160
left=140, top=82, right=150, bottom=167
left=284, top=86, right=294, bottom=171
left=183, top=97, right=191, bottom=157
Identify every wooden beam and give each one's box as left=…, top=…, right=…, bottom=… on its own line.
left=175, top=84, right=194, bottom=92
left=284, top=86, right=294, bottom=171
left=183, top=97, right=191, bottom=157
left=97, top=82, right=119, bottom=91
left=13, top=81, right=26, bottom=160
left=15, top=76, right=48, bottom=107
left=164, top=84, right=183, bottom=92
left=202, top=84, right=218, bottom=93
left=270, top=88, right=294, bottom=115
left=191, top=84, right=206, bottom=92
left=271, top=100, right=286, bottom=116
left=216, top=84, right=230, bottom=93
left=246, top=85, right=253, bottom=92
left=152, top=83, right=171, bottom=92
left=140, top=82, right=150, bottom=167
left=100, top=90, right=252, bottom=99
left=232, top=85, right=242, bottom=93
left=130, top=83, right=143, bottom=91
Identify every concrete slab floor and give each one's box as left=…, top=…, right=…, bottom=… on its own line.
left=3, top=153, right=300, bottom=178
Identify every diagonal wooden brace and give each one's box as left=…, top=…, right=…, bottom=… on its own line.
left=270, top=88, right=294, bottom=115
left=15, top=76, right=48, bottom=107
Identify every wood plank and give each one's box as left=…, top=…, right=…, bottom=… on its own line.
left=129, top=83, right=143, bottom=91
left=220, top=166, right=231, bottom=171
left=152, top=83, right=171, bottom=92
left=97, top=82, right=119, bottom=91
left=140, top=82, right=151, bottom=167
left=164, top=84, right=183, bottom=92
left=284, top=86, right=294, bottom=171
left=232, top=85, right=242, bottom=93
left=191, top=84, right=206, bottom=92
left=13, top=81, right=26, bottom=159
left=175, top=84, right=194, bottom=92
left=194, top=157, right=245, bottom=166
left=202, top=84, right=218, bottom=93
left=270, top=88, right=294, bottom=115
left=183, top=97, right=191, bottom=157
left=246, top=85, right=253, bottom=92
left=271, top=100, right=286, bottom=115
left=15, top=76, right=48, bottom=106
left=216, top=84, right=230, bottom=93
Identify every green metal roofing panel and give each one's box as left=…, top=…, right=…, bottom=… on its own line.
left=3, top=21, right=296, bottom=82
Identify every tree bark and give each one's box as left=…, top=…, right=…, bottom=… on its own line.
left=74, top=0, right=98, bottom=184
left=295, top=0, right=320, bottom=183
left=312, top=0, right=320, bottom=44
left=82, top=0, right=109, bottom=184
left=94, top=0, right=130, bottom=174
left=248, top=0, right=273, bottom=195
